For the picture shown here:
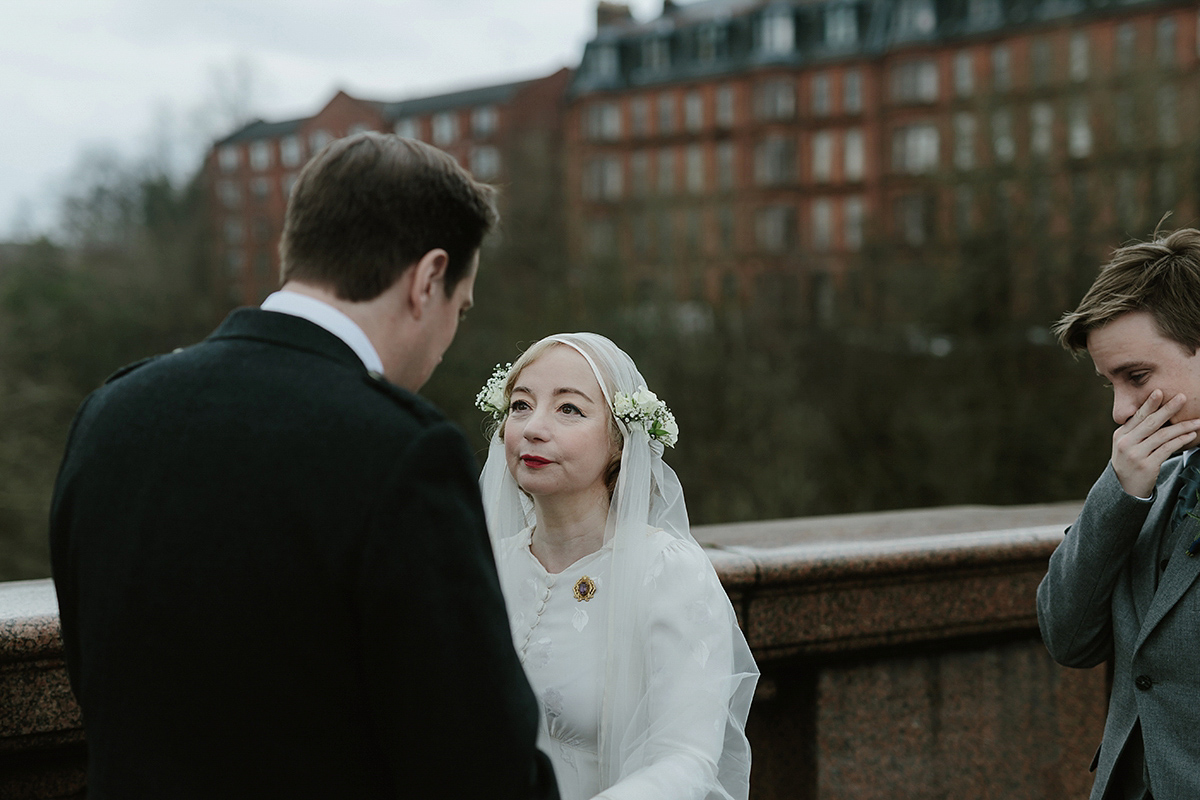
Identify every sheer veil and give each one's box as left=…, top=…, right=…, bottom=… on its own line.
left=480, top=333, right=759, bottom=800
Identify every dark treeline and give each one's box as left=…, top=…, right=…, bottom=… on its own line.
left=0, top=146, right=1120, bottom=582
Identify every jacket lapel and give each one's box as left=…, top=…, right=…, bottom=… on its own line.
left=1129, top=459, right=1185, bottom=624
left=1135, top=512, right=1200, bottom=651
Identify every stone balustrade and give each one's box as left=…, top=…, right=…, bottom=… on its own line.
left=0, top=502, right=1104, bottom=799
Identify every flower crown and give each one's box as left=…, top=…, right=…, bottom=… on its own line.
left=474, top=363, right=679, bottom=448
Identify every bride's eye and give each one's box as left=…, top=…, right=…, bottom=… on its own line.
left=510, top=399, right=531, bottom=412
left=559, top=403, right=583, bottom=416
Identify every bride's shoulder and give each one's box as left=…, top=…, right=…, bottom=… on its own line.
left=643, top=528, right=717, bottom=583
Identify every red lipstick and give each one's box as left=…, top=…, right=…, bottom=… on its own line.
left=521, top=455, right=552, bottom=468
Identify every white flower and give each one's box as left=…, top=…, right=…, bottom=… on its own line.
left=474, top=363, right=512, bottom=420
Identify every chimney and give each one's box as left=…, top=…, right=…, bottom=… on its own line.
left=597, top=1, right=633, bottom=29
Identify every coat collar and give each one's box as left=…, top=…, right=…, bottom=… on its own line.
left=1134, top=455, right=1200, bottom=647
left=207, top=307, right=369, bottom=375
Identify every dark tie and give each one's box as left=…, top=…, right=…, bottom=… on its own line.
left=1168, top=452, right=1200, bottom=556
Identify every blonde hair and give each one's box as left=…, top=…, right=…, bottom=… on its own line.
left=1054, top=227, right=1200, bottom=353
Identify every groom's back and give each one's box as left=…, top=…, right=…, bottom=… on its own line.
left=50, top=318, right=493, bottom=797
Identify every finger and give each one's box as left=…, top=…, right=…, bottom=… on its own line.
left=1138, top=418, right=1200, bottom=454
left=1129, top=392, right=1187, bottom=438
left=1120, top=390, right=1165, bottom=434
left=1149, top=429, right=1199, bottom=465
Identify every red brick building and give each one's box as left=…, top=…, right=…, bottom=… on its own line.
left=566, top=0, right=1200, bottom=323
left=205, top=69, right=571, bottom=305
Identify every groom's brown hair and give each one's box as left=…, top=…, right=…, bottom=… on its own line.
left=1054, top=227, right=1200, bottom=353
left=279, top=132, right=498, bottom=301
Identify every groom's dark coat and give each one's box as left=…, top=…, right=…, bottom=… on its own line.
left=50, top=309, right=556, bottom=799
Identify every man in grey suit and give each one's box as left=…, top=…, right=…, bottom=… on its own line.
left=1039, top=228, right=1200, bottom=800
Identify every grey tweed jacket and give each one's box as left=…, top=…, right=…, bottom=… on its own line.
left=1038, top=455, right=1200, bottom=800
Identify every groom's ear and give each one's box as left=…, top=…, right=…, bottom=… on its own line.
left=407, top=248, right=450, bottom=320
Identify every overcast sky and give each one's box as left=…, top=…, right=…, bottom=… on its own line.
left=0, top=0, right=662, bottom=239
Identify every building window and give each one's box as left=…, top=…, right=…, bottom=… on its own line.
left=631, top=214, right=650, bottom=256
left=844, top=196, right=864, bottom=250
left=584, top=157, right=623, bottom=201
left=251, top=177, right=269, bottom=200
left=226, top=249, right=245, bottom=279
left=955, top=185, right=974, bottom=234
left=586, top=102, right=622, bottom=141
left=717, top=141, right=736, bottom=191
left=686, top=145, right=705, bottom=194
left=1116, top=24, right=1137, bottom=75
left=279, top=135, right=303, bottom=167
left=684, top=91, right=704, bottom=132
left=759, top=6, right=795, bottom=55
left=755, top=136, right=795, bottom=186
left=843, top=70, right=863, bottom=113
left=309, top=129, right=333, bottom=154
left=588, top=218, right=617, bottom=261
left=684, top=210, right=702, bottom=255
left=432, top=113, right=459, bottom=145
left=249, top=140, right=272, bottom=171
left=1115, top=93, right=1135, bottom=147
left=394, top=118, right=418, bottom=139
left=812, top=73, right=832, bottom=116
left=472, top=105, right=499, bottom=138
left=991, top=46, right=1011, bottom=93
left=1031, top=39, right=1052, bottom=87
left=1157, top=17, right=1178, bottom=69
left=1030, top=102, right=1053, bottom=158
left=826, top=4, right=858, bottom=47
left=657, top=211, right=674, bottom=260
left=697, top=24, right=721, bottom=62
left=657, top=147, right=675, bottom=194
left=991, top=109, right=1014, bottom=164
left=218, top=180, right=241, bottom=209
left=968, top=0, right=1000, bottom=28
left=657, top=93, right=676, bottom=134
left=755, top=205, right=794, bottom=252
left=469, top=146, right=501, bottom=180
left=223, top=218, right=244, bottom=245
left=590, top=44, right=619, bottom=79
left=1068, top=98, right=1091, bottom=158
left=1069, top=32, right=1089, bottom=82
left=631, top=151, right=650, bottom=195
left=812, top=199, right=833, bottom=250
left=1158, top=85, right=1178, bottom=144
left=892, top=124, right=939, bottom=174
left=718, top=205, right=735, bottom=253
left=954, top=113, right=976, bottom=170
left=892, top=60, right=939, bottom=103
left=843, top=129, right=864, bottom=181
left=218, top=144, right=240, bottom=172
left=896, top=0, right=936, bottom=37
left=954, top=51, right=974, bottom=97
left=812, top=131, right=834, bottom=183
left=756, top=79, right=795, bottom=119
left=716, top=84, right=735, bottom=127
left=643, top=36, right=670, bottom=72
left=895, top=194, right=931, bottom=245
left=631, top=97, right=649, bottom=137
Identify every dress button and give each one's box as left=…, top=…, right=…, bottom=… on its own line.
left=1135, top=675, right=1153, bottom=691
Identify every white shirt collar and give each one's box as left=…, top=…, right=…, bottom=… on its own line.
left=260, top=290, right=385, bottom=375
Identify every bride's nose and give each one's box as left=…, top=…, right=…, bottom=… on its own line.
left=522, top=407, right=551, bottom=441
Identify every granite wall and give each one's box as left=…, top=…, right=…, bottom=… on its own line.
left=0, top=502, right=1107, bottom=799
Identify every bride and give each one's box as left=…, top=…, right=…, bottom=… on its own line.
left=477, top=333, right=758, bottom=800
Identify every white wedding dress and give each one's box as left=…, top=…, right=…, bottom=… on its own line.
left=498, top=527, right=743, bottom=800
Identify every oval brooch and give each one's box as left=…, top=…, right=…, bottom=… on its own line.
left=573, top=575, right=596, bottom=602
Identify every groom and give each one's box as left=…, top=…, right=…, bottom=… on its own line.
left=1038, top=228, right=1200, bottom=799
left=50, top=134, right=558, bottom=798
